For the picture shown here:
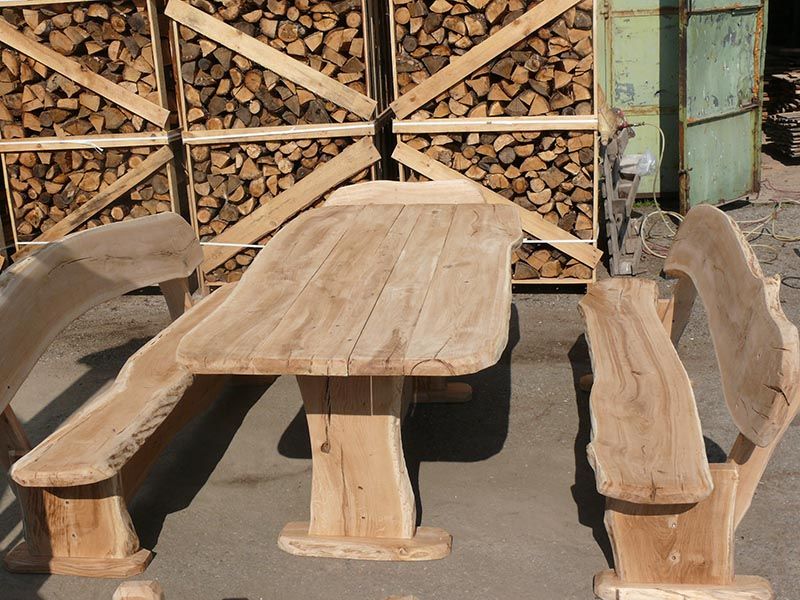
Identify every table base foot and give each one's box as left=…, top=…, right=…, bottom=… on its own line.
left=277, top=522, right=452, bottom=561
left=414, top=382, right=472, bottom=404
left=4, top=542, right=153, bottom=578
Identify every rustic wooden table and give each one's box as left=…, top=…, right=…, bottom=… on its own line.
left=177, top=201, right=522, bottom=561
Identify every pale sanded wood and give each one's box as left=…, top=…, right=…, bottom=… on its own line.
left=298, top=376, right=415, bottom=538
left=200, top=137, right=381, bottom=273
left=159, top=278, right=193, bottom=321
left=605, top=465, right=738, bottom=586
left=389, top=0, right=581, bottom=119
left=579, top=278, right=713, bottom=504
left=278, top=522, right=451, bottom=561
left=113, top=580, right=165, bottom=600
left=0, top=405, right=31, bottom=471
left=0, top=18, right=169, bottom=127
left=392, top=141, right=602, bottom=268
left=165, top=0, right=376, bottom=120
left=11, top=285, right=234, bottom=488
left=664, top=205, right=800, bottom=447
left=594, top=571, right=774, bottom=600
left=4, top=543, right=153, bottom=579
left=326, top=180, right=486, bottom=206
left=13, top=146, right=176, bottom=260
left=178, top=204, right=521, bottom=377
left=0, top=214, right=202, bottom=420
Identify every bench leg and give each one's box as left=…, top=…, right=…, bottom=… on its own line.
left=0, top=405, right=31, bottom=471
left=595, top=464, right=773, bottom=599
left=4, top=475, right=152, bottom=578
left=412, top=377, right=472, bottom=404
left=278, top=375, right=451, bottom=561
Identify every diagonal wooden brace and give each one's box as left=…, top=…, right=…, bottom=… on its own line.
left=392, top=141, right=602, bottom=268
left=165, top=0, right=377, bottom=120
left=0, top=18, right=170, bottom=127
left=389, top=0, right=582, bottom=119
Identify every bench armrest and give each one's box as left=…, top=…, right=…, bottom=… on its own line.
left=579, top=278, right=713, bottom=504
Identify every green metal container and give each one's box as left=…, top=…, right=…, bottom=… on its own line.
left=598, top=0, right=767, bottom=210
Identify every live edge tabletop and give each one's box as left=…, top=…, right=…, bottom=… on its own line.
left=177, top=202, right=522, bottom=561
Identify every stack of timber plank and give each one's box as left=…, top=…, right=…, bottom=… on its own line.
left=765, top=111, right=800, bottom=160
left=166, top=0, right=381, bottom=286
left=0, top=0, right=183, bottom=261
left=388, top=0, right=602, bottom=283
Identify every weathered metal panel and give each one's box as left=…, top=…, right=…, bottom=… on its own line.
left=678, top=0, right=766, bottom=209
left=598, top=1, right=680, bottom=195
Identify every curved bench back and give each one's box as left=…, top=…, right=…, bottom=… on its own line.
left=0, top=213, right=202, bottom=415
left=664, top=205, right=800, bottom=449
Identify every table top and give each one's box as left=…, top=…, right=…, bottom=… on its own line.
left=177, top=203, right=522, bottom=377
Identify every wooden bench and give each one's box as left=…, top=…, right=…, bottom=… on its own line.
left=0, top=214, right=231, bottom=578
left=580, top=205, right=799, bottom=599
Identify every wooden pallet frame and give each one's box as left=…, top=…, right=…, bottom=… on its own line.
left=0, top=130, right=184, bottom=260
left=181, top=123, right=381, bottom=289
left=0, top=0, right=174, bottom=132
left=392, top=116, right=600, bottom=285
left=388, top=0, right=600, bottom=284
left=166, top=0, right=379, bottom=134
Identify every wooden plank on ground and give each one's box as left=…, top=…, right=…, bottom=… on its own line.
left=200, top=137, right=381, bottom=273
left=13, top=146, right=175, bottom=260
left=578, top=277, right=713, bottom=504
left=389, top=0, right=582, bottom=119
left=392, top=141, right=601, bottom=268
left=165, top=0, right=377, bottom=120
left=0, top=18, right=169, bottom=127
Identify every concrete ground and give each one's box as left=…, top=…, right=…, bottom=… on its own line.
left=1, top=156, right=800, bottom=600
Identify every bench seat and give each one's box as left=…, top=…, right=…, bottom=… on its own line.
left=11, top=284, right=233, bottom=490
left=578, top=277, right=713, bottom=505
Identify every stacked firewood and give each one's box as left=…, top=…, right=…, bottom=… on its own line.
left=0, top=0, right=167, bottom=138
left=193, top=136, right=370, bottom=283
left=401, top=130, right=594, bottom=279
left=5, top=147, right=173, bottom=241
left=177, top=0, right=369, bottom=129
left=393, top=0, right=593, bottom=119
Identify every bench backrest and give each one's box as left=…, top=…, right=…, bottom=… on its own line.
left=326, top=180, right=487, bottom=206
left=664, top=205, right=800, bottom=526
left=664, top=205, right=800, bottom=448
left=0, top=213, right=202, bottom=416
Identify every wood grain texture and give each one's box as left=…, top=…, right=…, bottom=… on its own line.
left=4, top=543, right=153, bottom=578
left=0, top=405, right=31, bottom=471
left=605, top=465, right=738, bottom=586
left=594, top=570, right=774, bottom=600
left=199, top=137, right=380, bottom=273
left=178, top=203, right=522, bottom=377
left=11, top=285, right=234, bottom=488
left=0, top=214, right=202, bottom=421
left=12, top=146, right=176, bottom=260
left=298, top=376, right=415, bottom=538
left=278, top=522, right=451, bottom=561
left=579, top=278, right=713, bottom=504
left=389, top=0, right=582, bottom=119
left=664, top=205, right=800, bottom=447
left=113, top=580, right=165, bottom=600
left=327, top=180, right=486, bottom=206
left=165, top=0, right=376, bottom=120
left=392, top=140, right=602, bottom=268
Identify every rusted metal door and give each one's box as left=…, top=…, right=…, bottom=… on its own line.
left=678, top=0, right=767, bottom=211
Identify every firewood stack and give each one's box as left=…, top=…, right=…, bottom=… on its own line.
left=392, top=0, right=593, bottom=120
left=390, top=0, right=600, bottom=282
left=0, top=0, right=180, bottom=260
left=167, top=0, right=380, bottom=286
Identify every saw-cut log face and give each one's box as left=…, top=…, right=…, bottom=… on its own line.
left=6, top=146, right=173, bottom=243
left=0, top=0, right=168, bottom=138
left=177, top=0, right=370, bottom=130
left=393, top=0, right=593, bottom=120
left=401, top=129, right=594, bottom=280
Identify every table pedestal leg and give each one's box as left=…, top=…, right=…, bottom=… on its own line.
left=278, top=375, right=452, bottom=561
left=413, top=377, right=472, bottom=404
